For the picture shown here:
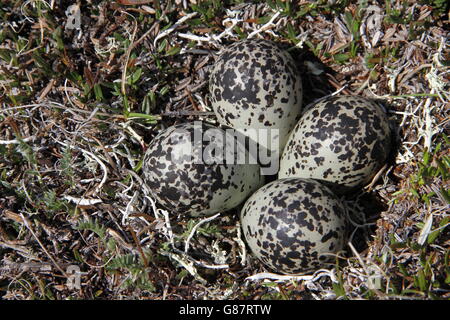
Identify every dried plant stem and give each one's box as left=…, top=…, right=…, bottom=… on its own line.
left=121, top=22, right=138, bottom=96
left=19, top=212, right=68, bottom=277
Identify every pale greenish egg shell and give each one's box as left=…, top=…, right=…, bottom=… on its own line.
left=241, top=178, right=347, bottom=274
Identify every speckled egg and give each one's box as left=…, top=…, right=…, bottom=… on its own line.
left=241, top=178, right=347, bottom=274
left=209, top=39, right=303, bottom=153
left=279, top=95, right=391, bottom=193
left=142, top=122, right=264, bottom=217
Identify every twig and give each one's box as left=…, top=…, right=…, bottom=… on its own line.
left=417, top=210, right=433, bottom=246
left=364, top=163, right=389, bottom=192
left=0, top=101, right=123, bottom=119
left=247, top=10, right=281, bottom=39
left=0, top=136, right=35, bottom=145
left=128, top=225, right=149, bottom=268
left=19, top=212, right=68, bottom=277
left=121, top=22, right=138, bottom=96
left=120, top=191, right=138, bottom=225
left=0, top=241, right=38, bottom=260
left=245, top=268, right=337, bottom=283
left=153, top=12, right=198, bottom=47
left=64, top=195, right=103, bottom=206
left=130, top=19, right=160, bottom=51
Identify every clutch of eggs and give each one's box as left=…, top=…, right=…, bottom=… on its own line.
left=142, top=122, right=265, bottom=217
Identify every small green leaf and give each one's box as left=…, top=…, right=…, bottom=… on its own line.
left=442, top=135, right=450, bottom=145
left=127, top=112, right=158, bottom=122
left=398, top=263, right=409, bottom=277
left=233, top=26, right=246, bottom=39
left=433, top=142, right=442, bottom=155
left=159, top=85, right=169, bottom=96
left=133, top=158, right=143, bottom=173
left=187, top=18, right=203, bottom=26
left=93, top=83, right=104, bottom=101
left=333, top=53, right=350, bottom=63
left=123, top=95, right=130, bottom=115
left=67, top=71, right=82, bottom=83
left=428, top=216, right=450, bottom=244
left=73, top=248, right=83, bottom=263
left=416, top=269, right=428, bottom=291
left=166, top=46, right=181, bottom=56
left=158, top=38, right=168, bottom=53
left=440, top=187, right=450, bottom=204
left=422, top=150, right=430, bottom=165
left=131, top=68, right=143, bottom=84
left=113, top=31, right=126, bottom=42
left=107, top=238, right=117, bottom=251
left=175, top=269, right=189, bottom=280
left=52, top=27, right=65, bottom=51
left=32, top=51, right=53, bottom=75
left=95, top=290, right=103, bottom=297
left=261, top=281, right=278, bottom=288
left=0, top=48, right=14, bottom=62
left=332, top=281, right=346, bottom=297
left=445, top=274, right=450, bottom=285
left=436, top=159, right=449, bottom=179
left=427, top=230, right=440, bottom=244
left=257, top=15, right=272, bottom=24
left=410, top=188, right=420, bottom=198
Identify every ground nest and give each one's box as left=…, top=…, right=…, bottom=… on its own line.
left=0, top=0, right=449, bottom=300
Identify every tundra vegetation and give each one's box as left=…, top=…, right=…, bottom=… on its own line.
left=0, top=0, right=449, bottom=300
